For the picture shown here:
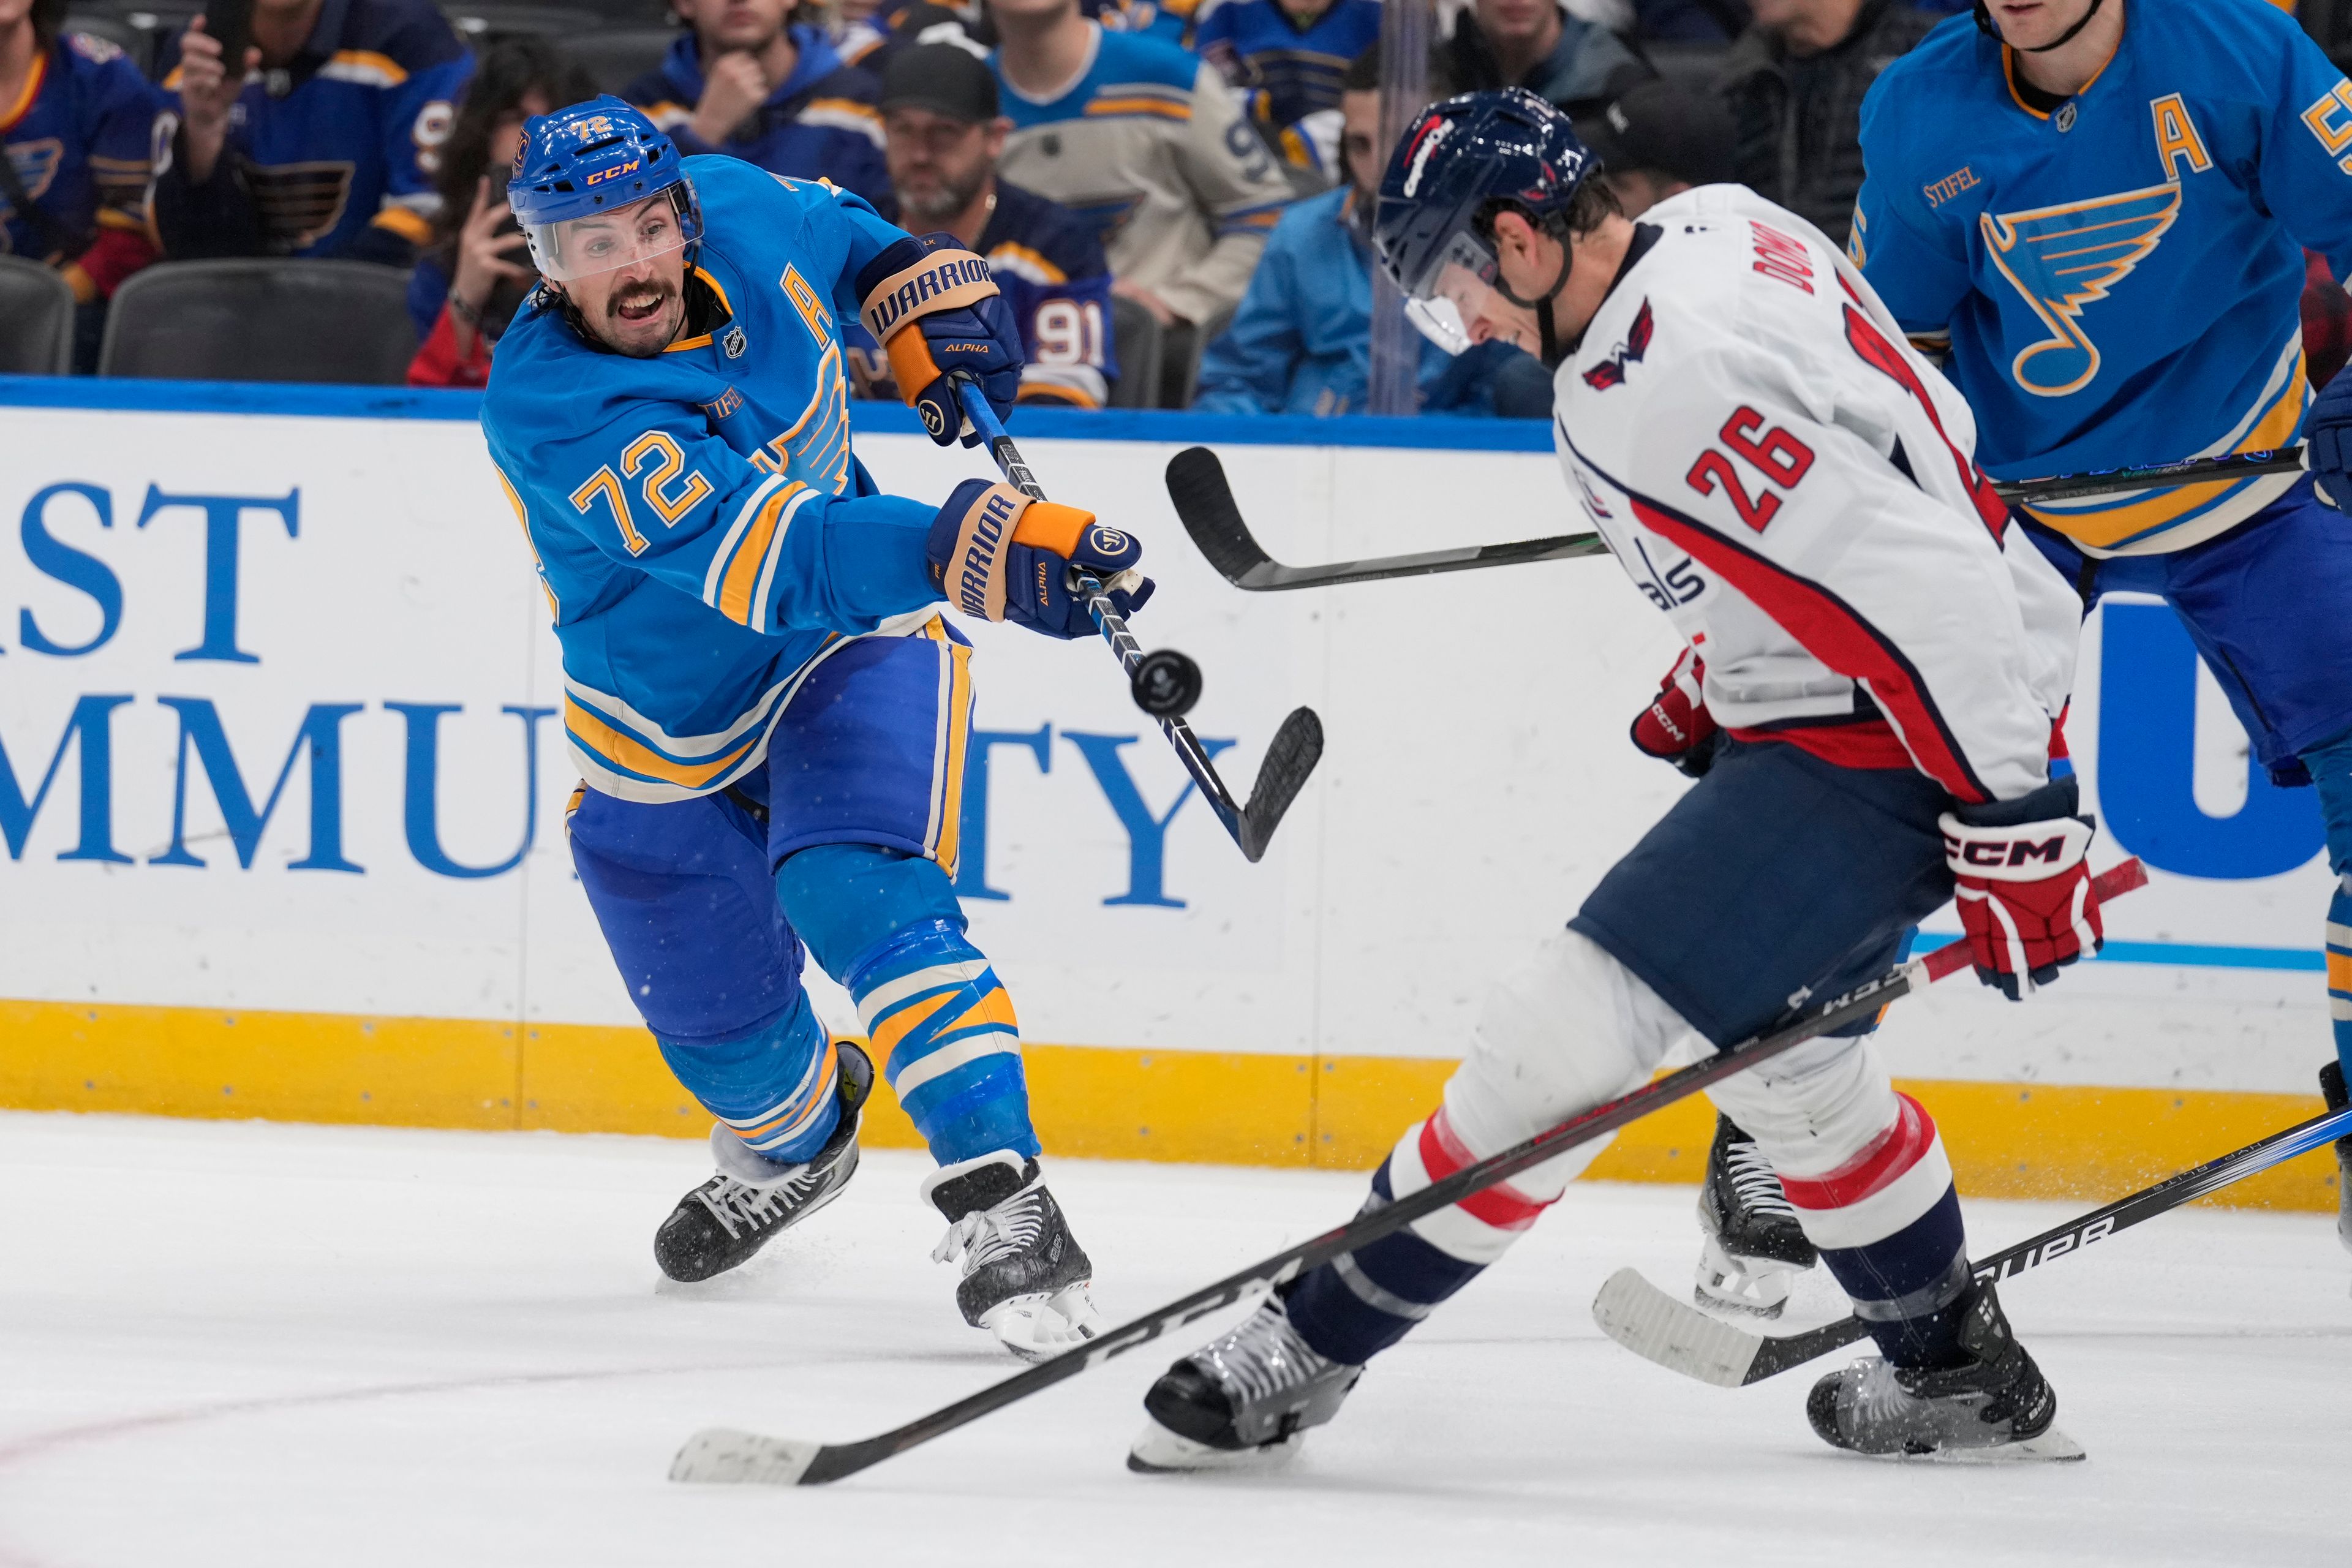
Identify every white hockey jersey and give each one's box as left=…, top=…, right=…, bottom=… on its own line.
left=1553, top=186, right=2079, bottom=808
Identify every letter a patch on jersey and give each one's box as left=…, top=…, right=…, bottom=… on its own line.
left=1980, top=184, right=2180, bottom=398
left=1583, top=298, right=1654, bottom=390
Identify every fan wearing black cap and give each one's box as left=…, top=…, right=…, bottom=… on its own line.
left=1574, top=79, right=1735, bottom=219
left=866, top=43, right=1119, bottom=407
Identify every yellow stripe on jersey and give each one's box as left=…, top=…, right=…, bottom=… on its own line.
left=2022, top=337, right=2308, bottom=549
left=564, top=696, right=761, bottom=790
left=716, top=481, right=805, bottom=626
left=369, top=205, right=433, bottom=244
left=1088, top=97, right=1192, bottom=120
left=986, top=242, right=1068, bottom=286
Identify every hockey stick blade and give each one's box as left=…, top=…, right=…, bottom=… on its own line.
left=1594, top=1101, right=2352, bottom=1389
left=669, top=859, right=2144, bottom=1488
left=1166, top=447, right=1609, bottom=593
left=1237, top=706, right=1322, bottom=862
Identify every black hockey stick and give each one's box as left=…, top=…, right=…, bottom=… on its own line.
left=1592, top=1099, right=2352, bottom=1390
left=952, top=381, right=1321, bottom=862
left=1166, top=445, right=1610, bottom=592
left=1167, top=445, right=2312, bottom=594
left=666, top=859, right=2147, bottom=1487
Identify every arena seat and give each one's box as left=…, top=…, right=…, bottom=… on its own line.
left=1107, top=293, right=1163, bottom=410
left=99, top=259, right=420, bottom=383
left=564, top=26, right=680, bottom=93
left=1163, top=303, right=1232, bottom=410
left=1640, top=40, right=1731, bottom=94
left=0, top=257, right=77, bottom=375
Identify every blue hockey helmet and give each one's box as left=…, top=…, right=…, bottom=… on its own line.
left=508, top=96, right=702, bottom=284
left=1372, top=88, right=1597, bottom=359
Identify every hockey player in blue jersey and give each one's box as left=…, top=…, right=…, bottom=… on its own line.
left=1852, top=0, right=2352, bottom=1260
left=481, top=98, right=1153, bottom=1360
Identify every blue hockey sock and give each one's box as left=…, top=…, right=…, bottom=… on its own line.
left=1816, top=1184, right=1973, bottom=1368
left=2301, top=729, right=2352, bottom=1082
left=776, top=843, right=1039, bottom=1166
left=1283, top=1156, right=1487, bottom=1366
left=657, top=992, right=840, bottom=1166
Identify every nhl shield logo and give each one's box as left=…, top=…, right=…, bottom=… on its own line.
left=2054, top=102, right=2077, bottom=133
left=722, top=325, right=747, bottom=358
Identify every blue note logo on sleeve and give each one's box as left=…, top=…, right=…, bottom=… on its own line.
left=1980, top=183, right=2181, bottom=398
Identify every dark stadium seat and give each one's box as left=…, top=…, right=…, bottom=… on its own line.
left=1162, top=304, right=1232, bottom=410
left=1108, top=294, right=1163, bottom=410
left=441, top=2, right=600, bottom=45
left=565, top=26, right=680, bottom=94
left=99, top=259, right=420, bottom=383
left=1641, top=40, right=1731, bottom=94
left=0, top=257, right=76, bottom=375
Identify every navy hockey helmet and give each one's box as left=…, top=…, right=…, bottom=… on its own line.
left=1371, top=88, right=1597, bottom=361
left=508, top=96, right=702, bottom=283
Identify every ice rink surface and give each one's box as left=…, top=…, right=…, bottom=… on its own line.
left=1, top=1112, right=2342, bottom=1567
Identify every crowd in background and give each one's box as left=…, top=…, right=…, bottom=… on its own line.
left=3, top=0, right=2349, bottom=413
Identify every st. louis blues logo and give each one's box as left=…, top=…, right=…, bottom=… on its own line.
left=1981, top=183, right=2180, bottom=398
left=1581, top=298, right=1654, bottom=391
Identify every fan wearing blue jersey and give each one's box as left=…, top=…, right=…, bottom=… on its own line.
left=1854, top=0, right=2352, bottom=1255
left=481, top=99, right=1155, bottom=1360
left=157, top=0, right=471, bottom=265
left=1194, top=0, right=1382, bottom=178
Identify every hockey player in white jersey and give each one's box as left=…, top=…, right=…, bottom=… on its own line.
left=1132, top=89, right=2096, bottom=1469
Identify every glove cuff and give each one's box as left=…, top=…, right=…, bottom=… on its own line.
left=929, top=478, right=1030, bottom=622
left=1938, top=809, right=2094, bottom=882
left=1952, top=773, right=2079, bottom=828
left=857, top=233, right=1000, bottom=345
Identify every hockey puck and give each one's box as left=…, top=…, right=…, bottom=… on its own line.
left=1130, top=647, right=1204, bottom=718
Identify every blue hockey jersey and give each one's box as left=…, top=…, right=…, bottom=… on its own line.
left=154, top=0, right=470, bottom=261
left=1195, top=0, right=1381, bottom=174
left=1, top=31, right=165, bottom=292
left=1855, top=0, right=2352, bottom=555
left=480, top=157, right=946, bottom=804
left=627, top=29, right=892, bottom=209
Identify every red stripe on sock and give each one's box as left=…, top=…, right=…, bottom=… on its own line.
left=1418, top=1110, right=1553, bottom=1232
left=1777, top=1093, right=1937, bottom=1212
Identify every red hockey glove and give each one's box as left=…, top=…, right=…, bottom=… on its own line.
left=1629, top=647, right=1721, bottom=778
left=1939, top=778, right=2103, bottom=1001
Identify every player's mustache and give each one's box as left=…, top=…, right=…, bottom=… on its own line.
left=609, top=280, right=676, bottom=318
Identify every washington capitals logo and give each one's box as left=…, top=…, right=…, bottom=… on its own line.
left=1582, top=299, right=1654, bottom=391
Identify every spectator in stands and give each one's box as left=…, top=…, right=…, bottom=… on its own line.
left=626, top=0, right=891, bottom=205
left=156, top=0, right=472, bottom=265
left=1194, top=0, right=1381, bottom=181
left=1576, top=77, right=1733, bottom=216
left=405, top=39, right=594, bottom=389
left=1445, top=0, right=1651, bottom=117
left=1193, top=45, right=1522, bottom=417
left=840, top=0, right=986, bottom=72
left=989, top=0, right=1293, bottom=341
left=1719, top=0, right=1935, bottom=246
left=874, top=43, right=1117, bottom=405
left=0, top=0, right=167, bottom=370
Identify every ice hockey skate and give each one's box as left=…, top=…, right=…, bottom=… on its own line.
left=653, top=1042, right=875, bottom=1284
left=1807, top=1284, right=2081, bottom=1462
left=1129, top=1293, right=1365, bottom=1474
left=1693, top=1112, right=1819, bottom=1319
left=921, top=1150, right=1103, bottom=1360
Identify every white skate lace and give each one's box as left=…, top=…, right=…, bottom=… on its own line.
left=932, top=1185, right=1048, bottom=1274
left=1849, top=1358, right=1920, bottom=1430
left=695, top=1166, right=822, bottom=1241
left=1197, top=1303, right=1333, bottom=1405
left=1726, top=1139, right=1801, bottom=1222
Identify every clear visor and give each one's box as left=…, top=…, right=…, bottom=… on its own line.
left=1400, top=230, right=1501, bottom=358
left=522, top=189, right=690, bottom=284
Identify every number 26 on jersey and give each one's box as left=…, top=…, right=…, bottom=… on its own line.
left=1686, top=407, right=1814, bottom=533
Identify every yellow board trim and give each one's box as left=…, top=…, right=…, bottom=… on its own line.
left=0, top=998, right=2333, bottom=1212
